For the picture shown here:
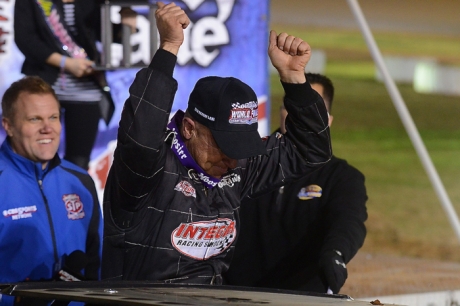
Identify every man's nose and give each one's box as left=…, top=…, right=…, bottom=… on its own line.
left=40, top=121, right=53, bottom=133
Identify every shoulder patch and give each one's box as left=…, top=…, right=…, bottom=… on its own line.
left=62, top=194, right=85, bottom=220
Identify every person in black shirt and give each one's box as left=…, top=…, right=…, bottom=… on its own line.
left=224, top=73, right=368, bottom=294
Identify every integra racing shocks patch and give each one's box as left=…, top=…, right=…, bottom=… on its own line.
left=171, top=218, right=236, bottom=260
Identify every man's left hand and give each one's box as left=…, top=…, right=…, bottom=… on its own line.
left=268, top=30, right=310, bottom=84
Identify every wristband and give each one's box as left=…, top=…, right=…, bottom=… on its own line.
left=59, top=56, right=67, bottom=90
left=60, top=56, right=67, bottom=72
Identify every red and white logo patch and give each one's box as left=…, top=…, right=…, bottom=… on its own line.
left=62, top=194, right=85, bottom=220
left=171, top=218, right=236, bottom=260
left=174, top=181, right=196, bottom=198
left=229, top=101, right=258, bottom=125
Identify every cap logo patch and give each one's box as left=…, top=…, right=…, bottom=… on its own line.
left=229, top=101, right=258, bottom=125
left=297, top=184, right=322, bottom=200
left=174, top=180, right=197, bottom=198
left=194, top=107, right=215, bottom=122
left=171, top=218, right=236, bottom=260
left=62, top=194, right=85, bottom=220
left=3, top=205, right=38, bottom=220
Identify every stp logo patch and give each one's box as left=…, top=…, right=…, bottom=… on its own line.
left=171, top=219, right=236, bottom=260
left=62, top=194, right=85, bottom=220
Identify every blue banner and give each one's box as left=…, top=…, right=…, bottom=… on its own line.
left=0, top=0, right=270, bottom=199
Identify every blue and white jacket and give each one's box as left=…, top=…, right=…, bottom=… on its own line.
left=0, top=139, right=102, bottom=285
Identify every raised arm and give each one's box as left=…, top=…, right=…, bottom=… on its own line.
left=269, top=31, right=331, bottom=165
left=107, top=2, right=190, bottom=210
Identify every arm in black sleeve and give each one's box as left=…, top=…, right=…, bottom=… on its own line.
left=14, top=0, right=57, bottom=64
left=283, top=81, right=332, bottom=165
left=319, top=164, right=368, bottom=263
left=109, top=49, right=177, bottom=210
left=239, top=81, right=331, bottom=199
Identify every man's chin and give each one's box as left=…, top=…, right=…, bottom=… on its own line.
left=210, top=174, right=222, bottom=179
left=37, top=153, right=56, bottom=164
left=209, top=170, right=227, bottom=180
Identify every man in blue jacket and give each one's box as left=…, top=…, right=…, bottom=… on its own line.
left=0, top=76, right=102, bottom=304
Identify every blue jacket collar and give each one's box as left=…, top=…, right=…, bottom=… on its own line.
left=0, top=138, right=61, bottom=179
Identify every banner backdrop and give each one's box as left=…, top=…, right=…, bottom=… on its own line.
left=0, top=0, right=270, bottom=200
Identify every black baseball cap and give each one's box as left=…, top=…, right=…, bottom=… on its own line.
left=187, top=76, right=267, bottom=160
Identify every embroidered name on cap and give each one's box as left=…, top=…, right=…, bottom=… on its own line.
left=194, top=107, right=215, bottom=122
left=229, top=101, right=258, bottom=125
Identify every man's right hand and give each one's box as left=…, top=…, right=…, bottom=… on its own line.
left=155, top=2, right=190, bottom=55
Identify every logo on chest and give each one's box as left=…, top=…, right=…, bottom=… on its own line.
left=3, top=205, right=37, bottom=220
left=218, top=173, right=241, bottom=188
left=297, top=184, right=322, bottom=200
left=174, top=181, right=197, bottom=198
left=62, top=194, right=85, bottom=220
left=171, top=218, right=236, bottom=260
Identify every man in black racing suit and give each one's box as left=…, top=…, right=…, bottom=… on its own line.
left=102, top=2, right=332, bottom=285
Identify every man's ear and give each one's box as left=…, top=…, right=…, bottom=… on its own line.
left=2, top=117, right=13, bottom=137
left=181, top=117, right=196, bottom=140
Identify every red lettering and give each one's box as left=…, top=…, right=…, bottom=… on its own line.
left=196, top=227, right=208, bottom=239
left=205, top=226, right=218, bottom=239
left=215, top=225, right=227, bottom=239
left=182, top=225, right=200, bottom=239
left=175, top=224, right=186, bottom=237
left=223, top=222, right=235, bottom=237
